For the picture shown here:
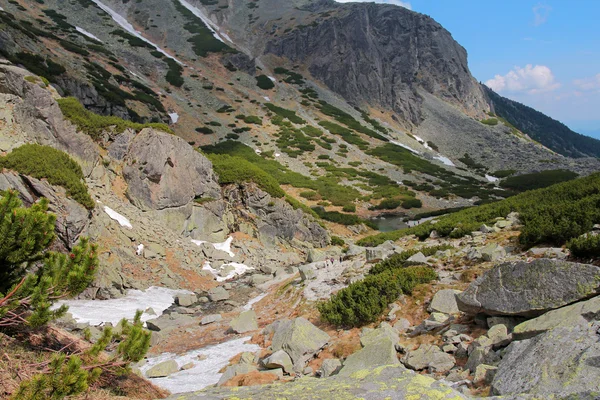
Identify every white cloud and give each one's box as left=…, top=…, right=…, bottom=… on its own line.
left=533, top=3, right=552, bottom=26
left=485, top=65, right=561, bottom=94
left=334, top=0, right=411, bottom=10
left=574, top=74, right=600, bottom=92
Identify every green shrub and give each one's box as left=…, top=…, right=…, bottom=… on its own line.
left=567, top=234, right=600, bottom=258
left=165, top=59, right=184, bottom=87
left=318, top=266, right=436, bottom=327
left=243, top=115, right=262, bottom=125
left=493, top=169, right=517, bottom=178
left=401, top=198, right=422, bottom=209
left=342, top=204, right=356, bottom=212
left=57, top=97, right=172, bottom=140
left=319, top=121, right=368, bottom=149
left=300, top=191, right=320, bottom=201
left=256, top=75, right=275, bottom=90
left=500, top=169, right=578, bottom=192
left=206, top=153, right=284, bottom=198
left=317, top=101, right=388, bottom=142
left=0, top=144, right=94, bottom=209
left=265, top=103, right=306, bottom=124
left=372, top=198, right=401, bottom=210
left=481, top=118, right=499, bottom=126
left=331, top=236, right=345, bottom=246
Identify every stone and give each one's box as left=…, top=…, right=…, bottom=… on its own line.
left=360, top=323, right=399, bottom=347
left=262, top=350, right=293, bottom=373
left=320, top=358, right=342, bottom=378
left=250, top=274, right=271, bottom=286
left=181, top=362, right=195, bottom=370
left=480, top=243, right=506, bottom=262
left=174, top=364, right=469, bottom=399
left=487, top=324, right=512, bottom=348
left=271, top=318, right=329, bottom=372
left=230, top=310, right=258, bottom=334
left=407, top=252, right=428, bottom=264
left=492, top=323, right=600, bottom=398
left=465, top=347, right=499, bottom=373
left=176, top=293, right=197, bottom=307
left=480, top=224, right=498, bottom=233
left=217, top=364, right=257, bottom=386
left=366, top=247, right=388, bottom=262
left=208, top=286, right=230, bottom=302
left=494, top=220, right=511, bottom=229
left=298, top=265, right=317, bottom=281
left=474, top=364, right=498, bottom=385
left=466, top=247, right=482, bottom=260
left=442, top=344, right=457, bottom=353
left=146, top=360, right=179, bottom=378
left=428, top=289, right=462, bottom=314
left=303, top=367, right=313, bottom=376
left=239, top=352, right=256, bottom=365
left=456, top=259, right=600, bottom=317
left=402, top=344, right=455, bottom=373
left=345, top=244, right=365, bottom=257
left=200, top=314, right=223, bottom=325
left=393, top=318, right=411, bottom=332
left=486, top=316, right=523, bottom=333
left=528, top=247, right=567, bottom=260
left=338, top=339, right=399, bottom=377
left=146, top=314, right=193, bottom=332
left=512, top=295, right=600, bottom=340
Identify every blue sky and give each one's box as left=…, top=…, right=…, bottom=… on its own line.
left=334, top=1, right=600, bottom=138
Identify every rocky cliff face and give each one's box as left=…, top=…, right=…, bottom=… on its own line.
left=259, top=2, right=489, bottom=125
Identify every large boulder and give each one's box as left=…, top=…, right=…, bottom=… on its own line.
left=146, top=360, right=179, bottom=378
left=512, top=295, right=600, bottom=340
left=337, top=339, right=399, bottom=377
left=230, top=310, right=258, bottom=334
left=428, top=289, right=462, bottom=314
left=456, top=259, right=600, bottom=317
left=262, top=350, right=293, bottom=374
left=174, top=364, right=469, bottom=399
left=360, top=323, right=399, bottom=347
left=271, top=318, right=329, bottom=372
left=492, top=323, right=600, bottom=398
left=123, top=129, right=221, bottom=211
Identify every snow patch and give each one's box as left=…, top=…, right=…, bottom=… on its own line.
left=191, top=236, right=235, bottom=257
left=213, top=236, right=234, bottom=257
left=202, top=261, right=254, bottom=282
left=255, top=149, right=262, bottom=154
left=243, top=293, right=267, bottom=311
left=76, top=26, right=102, bottom=42
left=169, top=112, right=179, bottom=124
left=90, top=0, right=183, bottom=65
left=141, top=337, right=259, bottom=393
left=136, top=244, right=144, bottom=256
left=390, top=140, right=420, bottom=154
left=275, top=153, right=281, bottom=157
left=104, top=206, right=133, bottom=229
left=263, top=96, right=270, bottom=101
left=434, top=155, right=456, bottom=167
left=485, top=174, right=500, bottom=183
left=268, top=76, right=276, bottom=82
left=413, top=135, right=432, bottom=150
left=175, top=0, right=228, bottom=44
left=0, top=6, right=4, bottom=11
left=53, top=287, right=188, bottom=326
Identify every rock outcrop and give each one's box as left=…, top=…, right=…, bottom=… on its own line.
left=263, top=2, right=489, bottom=125
left=171, top=364, right=468, bottom=399
left=456, top=259, right=600, bottom=317
left=123, top=129, right=221, bottom=211
left=270, top=318, right=329, bottom=372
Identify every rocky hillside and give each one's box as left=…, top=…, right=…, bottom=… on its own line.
left=483, top=84, right=600, bottom=158
left=1, top=0, right=599, bottom=228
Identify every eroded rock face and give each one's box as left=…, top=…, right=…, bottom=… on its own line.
left=0, top=63, right=99, bottom=175
left=492, top=323, right=600, bottom=398
left=169, top=364, right=469, bottom=400
left=123, top=129, right=221, bottom=211
left=264, top=3, right=488, bottom=125
left=456, top=259, right=600, bottom=317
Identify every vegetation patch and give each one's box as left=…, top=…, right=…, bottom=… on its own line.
left=358, top=173, right=600, bottom=249
left=500, top=169, right=578, bottom=192
left=256, top=75, right=275, bottom=90
left=318, top=265, right=437, bottom=327
left=265, top=103, right=306, bottom=124
left=0, top=144, right=94, bottom=209
left=318, top=101, right=388, bottom=142
left=57, top=97, right=172, bottom=140
left=172, top=0, right=236, bottom=57
left=206, top=153, right=284, bottom=198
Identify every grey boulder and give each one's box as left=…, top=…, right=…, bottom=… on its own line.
left=492, top=323, right=600, bottom=398
left=428, top=289, right=462, bottom=314
left=230, top=310, right=258, bottom=334
left=456, top=259, right=600, bottom=317
left=271, top=318, right=329, bottom=372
